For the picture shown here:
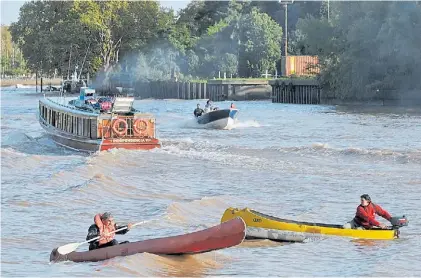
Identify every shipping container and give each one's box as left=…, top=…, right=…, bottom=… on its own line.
left=286, top=56, right=319, bottom=76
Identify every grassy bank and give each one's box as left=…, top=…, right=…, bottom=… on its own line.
left=0, top=78, right=63, bottom=87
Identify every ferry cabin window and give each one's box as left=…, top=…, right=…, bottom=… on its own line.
left=76, top=117, right=79, bottom=136
left=52, top=111, right=56, bottom=127
left=83, top=118, right=91, bottom=138
left=62, top=113, right=65, bottom=132
left=69, top=115, right=73, bottom=134
left=82, top=118, right=86, bottom=137
left=75, top=117, right=78, bottom=136
left=67, top=114, right=70, bottom=133
left=77, top=117, right=82, bottom=136
left=88, top=119, right=92, bottom=138
left=72, top=116, right=75, bottom=134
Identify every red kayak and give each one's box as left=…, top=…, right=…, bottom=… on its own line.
left=50, top=217, right=246, bottom=262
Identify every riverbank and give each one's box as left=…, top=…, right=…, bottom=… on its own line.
left=0, top=78, right=62, bottom=87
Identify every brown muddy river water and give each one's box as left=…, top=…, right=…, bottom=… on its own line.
left=1, top=87, right=421, bottom=276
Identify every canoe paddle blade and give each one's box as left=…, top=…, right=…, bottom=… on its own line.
left=57, top=242, right=81, bottom=255
left=55, top=220, right=152, bottom=256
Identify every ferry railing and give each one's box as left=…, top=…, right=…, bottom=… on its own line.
left=42, top=96, right=157, bottom=140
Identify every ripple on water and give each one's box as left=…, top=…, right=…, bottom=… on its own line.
left=1, top=94, right=421, bottom=276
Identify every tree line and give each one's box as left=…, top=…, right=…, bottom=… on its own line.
left=9, top=1, right=323, bottom=82
left=9, top=0, right=421, bottom=99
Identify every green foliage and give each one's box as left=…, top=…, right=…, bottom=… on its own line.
left=9, top=0, right=418, bottom=101
left=295, top=1, right=421, bottom=99
left=238, top=8, right=283, bottom=77
left=1, top=26, right=29, bottom=76
left=10, top=0, right=174, bottom=80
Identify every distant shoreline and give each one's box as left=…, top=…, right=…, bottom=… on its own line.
left=0, top=78, right=62, bottom=87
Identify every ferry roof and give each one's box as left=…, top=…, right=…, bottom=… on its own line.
left=40, top=97, right=155, bottom=118
left=40, top=97, right=100, bottom=117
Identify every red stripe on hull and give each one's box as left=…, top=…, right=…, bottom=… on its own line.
left=100, top=138, right=161, bottom=151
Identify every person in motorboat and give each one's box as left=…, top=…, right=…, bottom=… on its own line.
left=343, top=194, right=392, bottom=230
left=86, top=212, right=133, bottom=250
left=204, top=100, right=213, bottom=113
left=230, top=103, right=236, bottom=109
left=194, top=104, right=204, bottom=117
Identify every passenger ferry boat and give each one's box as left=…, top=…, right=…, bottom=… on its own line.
left=38, top=87, right=160, bottom=152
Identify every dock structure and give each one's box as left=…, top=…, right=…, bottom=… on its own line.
left=103, top=80, right=273, bottom=101
left=99, top=78, right=322, bottom=104
left=269, top=78, right=321, bottom=104
left=206, top=79, right=271, bottom=101
left=131, top=81, right=208, bottom=100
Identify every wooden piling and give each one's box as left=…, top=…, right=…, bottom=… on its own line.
left=268, top=79, right=320, bottom=104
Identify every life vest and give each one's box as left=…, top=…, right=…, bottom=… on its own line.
left=94, top=214, right=116, bottom=245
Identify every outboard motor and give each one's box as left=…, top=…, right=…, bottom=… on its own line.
left=390, top=215, right=409, bottom=229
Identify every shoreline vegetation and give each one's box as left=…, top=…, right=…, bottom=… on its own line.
left=3, top=1, right=420, bottom=102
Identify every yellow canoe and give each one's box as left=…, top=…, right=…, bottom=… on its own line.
left=221, top=207, right=401, bottom=240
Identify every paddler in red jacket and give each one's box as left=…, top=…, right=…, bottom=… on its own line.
left=344, top=194, right=392, bottom=229
left=86, top=212, right=133, bottom=250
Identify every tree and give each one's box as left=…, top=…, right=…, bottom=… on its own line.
left=295, top=1, right=421, bottom=99
left=238, top=8, right=283, bottom=77
left=71, top=0, right=129, bottom=72
left=178, top=0, right=230, bottom=37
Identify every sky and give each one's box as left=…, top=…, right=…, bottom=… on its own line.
left=0, top=0, right=190, bottom=26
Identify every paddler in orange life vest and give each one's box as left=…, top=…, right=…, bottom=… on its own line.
left=86, top=212, right=133, bottom=250
left=344, top=194, right=392, bottom=229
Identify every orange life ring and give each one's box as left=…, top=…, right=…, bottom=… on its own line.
left=112, top=119, right=128, bottom=137
left=133, top=119, right=148, bottom=136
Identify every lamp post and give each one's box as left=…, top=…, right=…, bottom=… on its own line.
left=280, top=0, right=293, bottom=76
left=328, top=0, right=330, bottom=22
